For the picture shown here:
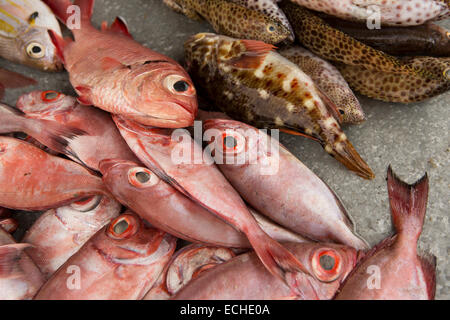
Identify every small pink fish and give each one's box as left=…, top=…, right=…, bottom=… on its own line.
left=23, top=195, right=121, bottom=278
left=144, top=244, right=235, bottom=300
left=43, top=0, right=198, bottom=128
left=0, top=137, right=109, bottom=211
left=99, top=159, right=308, bottom=247
left=16, top=90, right=139, bottom=171
left=172, top=242, right=358, bottom=300
left=34, top=211, right=176, bottom=300
left=335, top=167, right=436, bottom=300
left=0, top=227, right=45, bottom=300
left=113, top=116, right=316, bottom=296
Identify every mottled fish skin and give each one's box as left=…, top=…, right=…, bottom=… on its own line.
left=281, top=2, right=429, bottom=77
left=16, top=90, right=140, bottom=171
left=23, top=195, right=121, bottom=279
left=229, top=0, right=294, bottom=41
left=144, top=244, right=235, bottom=300
left=0, top=227, right=45, bottom=300
left=35, top=212, right=177, bottom=300
left=172, top=242, right=358, bottom=300
left=319, top=15, right=450, bottom=57
left=336, top=57, right=450, bottom=103
left=0, top=0, right=62, bottom=71
left=163, top=0, right=291, bottom=44
left=287, top=0, right=449, bottom=26
left=279, top=46, right=365, bottom=124
left=335, top=167, right=436, bottom=300
left=185, top=33, right=374, bottom=179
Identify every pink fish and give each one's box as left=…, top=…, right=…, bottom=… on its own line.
left=99, top=159, right=308, bottom=247
left=0, top=136, right=109, bottom=210
left=34, top=211, right=176, bottom=300
left=335, top=167, right=436, bottom=300
left=144, top=244, right=235, bottom=300
left=203, top=118, right=368, bottom=250
left=113, top=116, right=315, bottom=295
left=16, top=90, right=139, bottom=171
left=0, top=227, right=45, bottom=300
left=0, top=68, right=36, bottom=99
left=23, top=195, right=121, bottom=278
left=43, top=0, right=197, bottom=128
left=172, top=242, right=358, bottom=300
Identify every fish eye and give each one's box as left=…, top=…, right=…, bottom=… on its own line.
left=444, top=68, right=450, bottom=80
left=26, top=42, right=45, bottom=59
left=107, top=214, right=138, bottom=239
left=128, top=167, right=159, bottom=188
left=312, top=249, right=342, bottom=283
left=220, top=131, right=246, bottom=154
left=267, top=24, right=276, bottom=33
left=223, top=135, right=237, bottom=150
left=173, top=80, right=190, bottom=92
left=70, top=195, right=102, bottom=212
left=41, top=90, right=61, bottom=102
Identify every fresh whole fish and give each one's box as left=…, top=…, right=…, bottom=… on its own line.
left=279, top=46, right=365, bottom=124
left=0, top=227, right=45, bottom=300
left=43, top=0, right=197, bottom=128
left=335, top=167, right=436, bottom=300
left=34, top=211, right=177, bottom=300
left=0, top=68, right=36, bottom=99
left=336, top=57, right=450, bottom=103
left=184, top=33, right=374, bottom=179
left=319, top=15, right=450, bottom=57
left=99, top=158, right=309, bottom=247
left=203, top=118, right=368, bottom=249
left=0, top=0, right=63, bottom=71
left=0, top=136, right=109, bottom=210
left=144, top=244, right=235, bottom=300
left=163, top=0, right=292, bottom=44
left=172, top=242, right=357, bottom=300
left=23, top=195, right=121, bottom=278
left=0, top=102, right=84, bottom=156
left=280, top=2, right=428, bottom=77
left=113, top=115, right=316, bottom=296
left=287, top=0, right=450, bottom=26
left=16, top=90, right=139, bottom=171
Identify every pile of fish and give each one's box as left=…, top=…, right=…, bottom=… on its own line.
left=0, top=0, right=445, bottom=300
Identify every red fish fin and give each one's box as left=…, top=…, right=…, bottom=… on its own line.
left=247, top=230, right=318, bottom=299
left=100, top=57, right=125, bottom=71
left=279, top=128, right=321, bottom=142
left=227, top=40, right=276, bottom=69
left=387, top=166, right=429, bottom=242
left=75, top=86, right=93, bottom=105
left=48, top=30, right=69, bottom=64
left=328, top=139, right=375, bottom=180
left=0, top=68, right=36, bottom=89
left=419, top=252, right=436, bottom=300
left=101, top=21, right=108, bottom=31
left=0, top=218, right=18, bottom=234
left=316, top=85, right=344, bottom=124
left=74, top=0, right=94, bottom=24
left=0, top=243, right=30, bottom=278
left=43, top=0, right=73, bottom=24
left=109, top=16, right=132, bottom=38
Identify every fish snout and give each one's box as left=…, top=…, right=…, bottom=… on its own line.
left=98, top=159, right=126, bottom=175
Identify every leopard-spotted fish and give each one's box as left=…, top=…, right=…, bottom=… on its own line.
left=184, top=33, right=374, bottom=179
left=163, top=0, right=291, bottom=44
left=0, top=0, right=62, bottom=71
left=336, top=57, right=450, bottom=103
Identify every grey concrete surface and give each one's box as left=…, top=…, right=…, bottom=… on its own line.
left=1, top=0, right=448, bottom=299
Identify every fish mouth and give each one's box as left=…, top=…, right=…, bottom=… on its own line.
left=328, top=141, right=375, bottom=180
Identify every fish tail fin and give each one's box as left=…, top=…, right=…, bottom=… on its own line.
left=247, top=230, right=318, bottom=299
left=0, top=243, right=31, bottom=279
left=419, top=252, right=436, bottom=300
left=327, top=139, right=374, bottom=180
left=22, top=117, right=86, bottom=156
left=387, top=166, right=429, bottom=243
left=74, top=0, right=94, bottom=25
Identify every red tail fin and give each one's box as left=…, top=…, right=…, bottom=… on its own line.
left=387, top=166, right=429, bottom=243
left=247, top=230, right=318, bottom=299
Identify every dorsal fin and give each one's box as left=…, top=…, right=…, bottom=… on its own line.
left=226, top=40, right=276, bottom=69
left=109, top=16, right=132, bottom=38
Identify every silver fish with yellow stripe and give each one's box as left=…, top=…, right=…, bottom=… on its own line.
left=0, top=0, right=62, bottom=71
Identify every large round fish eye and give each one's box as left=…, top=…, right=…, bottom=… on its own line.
left=70, top=195, right=102, bottom=212
left=164, top=75, right=193, bottom=95
left=311, top=249, right=342, bottom=283
left=173, top=80, right=190, bottom=92
left=128, top=167, right=159, bottom=188
left=267, top=24, right=276, bottom=33
left=107, top=214, right=138, bottom=239
left=41, top=90, right=61, bottom=102
left=26, top=42, right=45, bottom=59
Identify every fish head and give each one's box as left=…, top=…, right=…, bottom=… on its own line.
left=286, top=242, right=358, bottom=300
left=245, top=11, right=292, bottom=44
left=96, top=211, right=176, bottom=266
left=16, top=90, right=77, bottom=117
left=17, top=26, right=63, bottom=72
left=123, top=64, right=198, bottom=128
